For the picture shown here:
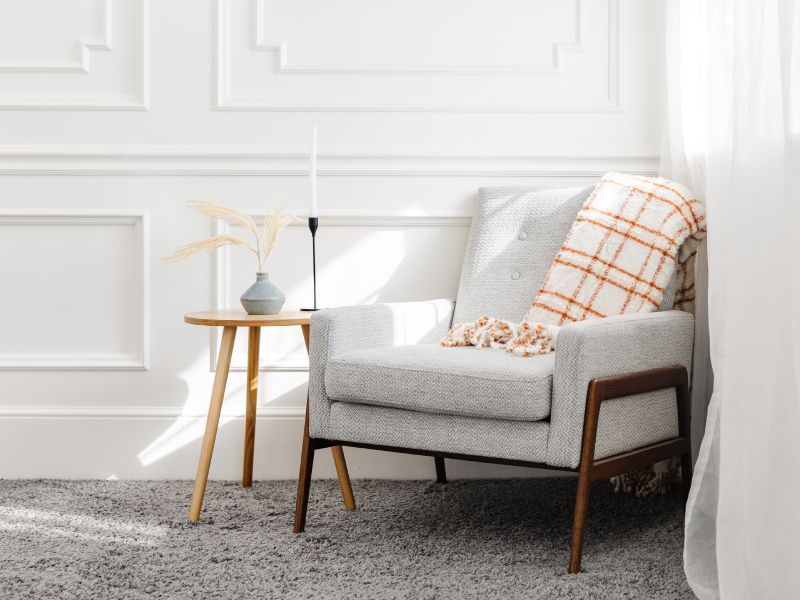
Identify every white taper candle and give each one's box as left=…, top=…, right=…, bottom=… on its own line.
left=309, top=126, right=318, bottom=218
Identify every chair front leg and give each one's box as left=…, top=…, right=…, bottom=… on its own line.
left=298, top=323, right=357, bottom=526
left=293, top=399, right=316, bottom=534
left=568, top=379, right=602, bottom=574
left=568, top=365, right=691, bottom=573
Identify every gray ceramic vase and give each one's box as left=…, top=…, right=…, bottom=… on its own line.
left=240, top=272, right=285, bottom=315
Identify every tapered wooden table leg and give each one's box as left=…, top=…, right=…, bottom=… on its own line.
left=301, top=323, right=356, bottom=512
left=332, top=446, right=356, bottom=511
left=242, top=326, right=260, bottom=487
left=189, top=326, right=237, bottom=522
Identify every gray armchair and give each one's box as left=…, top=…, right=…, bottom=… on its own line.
left=293, top=186, right=694, bottom=573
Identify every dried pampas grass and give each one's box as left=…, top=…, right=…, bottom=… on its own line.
left=186, top=201, right=259, bottom=238
left=162, top=235, right=250, bottom=263
left=162, top=201, right=297, bottom=271
left=263, top=206, right=295, bottom=260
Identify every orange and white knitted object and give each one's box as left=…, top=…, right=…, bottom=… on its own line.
left=441, top=173, right=706, bottom=356
left=440, top=317, right=560, bottom=356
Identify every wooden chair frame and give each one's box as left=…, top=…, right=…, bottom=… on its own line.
left=293, top=365, right=692, bottom=574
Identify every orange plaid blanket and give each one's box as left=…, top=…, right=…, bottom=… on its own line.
left=441, top=173, right=706, bottom=356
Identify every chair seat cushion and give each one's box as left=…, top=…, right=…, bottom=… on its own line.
left=325, top=344, right=554, bottom=422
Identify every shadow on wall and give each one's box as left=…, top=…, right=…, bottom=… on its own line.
left=137, top=378, right=312, bottom=469
left=136, top=222, right=464, bottom=472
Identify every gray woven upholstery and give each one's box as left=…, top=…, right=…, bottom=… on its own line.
left=547, top=310, right=694, bottom=468
left=452, top=186, right=591, bottom=324
left=594, top=389, right=679, bottom=459
left=308, top=185, right=696, bottom=469
left=325, top=344, right=554, bottom=422
left=309, top=300, right=455, bottom=438
left=452, top=185, right=676, bottom=318
left=328, top=402, right=549, bottom=463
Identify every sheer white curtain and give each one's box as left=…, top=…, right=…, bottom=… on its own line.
left=662, top=1, right=800, bottom=598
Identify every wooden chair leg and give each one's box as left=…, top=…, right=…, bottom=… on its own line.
left=331, top=446, right=356, bottom=511
left=434, top=457, right=447, bottom=483
left=569, top=461, right=592, bottom=574
left=188, top=326, right=237, bottom=522
left=242, top=326, right=260, bottom=488
left=293, top=406, right=315, bottom=534
left=569, top=379, right=602, bottom=573
left=300, top=322, right=356, bottom=513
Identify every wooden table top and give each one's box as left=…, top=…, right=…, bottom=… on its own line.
left=184, top=309, right=312, bottom=327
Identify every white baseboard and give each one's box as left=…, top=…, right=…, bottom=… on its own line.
left=0, top=415, right=571, bottom=480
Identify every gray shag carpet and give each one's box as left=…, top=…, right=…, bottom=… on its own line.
left=0, top=478, right=692, bottom=599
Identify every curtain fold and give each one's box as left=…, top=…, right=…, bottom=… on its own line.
left=662, top=1, right=800, bottom=598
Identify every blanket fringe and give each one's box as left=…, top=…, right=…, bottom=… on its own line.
left=440, top=317, right=560, bottom=356
left=610, top=458, right=680, bottom=497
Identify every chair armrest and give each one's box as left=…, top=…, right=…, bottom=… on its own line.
left=547, top=310, right=694, bottom=468
left=308, top=299, right=455, bottom=438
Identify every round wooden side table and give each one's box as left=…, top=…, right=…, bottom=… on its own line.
left=184, top=309, right=356, bottom=522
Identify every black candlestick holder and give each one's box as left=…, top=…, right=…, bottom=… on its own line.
left=301, top=217, right=319, bottom=311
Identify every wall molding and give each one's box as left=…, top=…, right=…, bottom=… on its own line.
left=216, top=0, right=620, bottom=112
left=0, top=0, right=113, bottom=73
left=252, top=0, right=585, bottom=76
left=0, top=0, right=149, bottom=109
left=0, top=405, right=303, bottom=420
left=0, top=211, right=150, bottom=370
left=0, top=146, right=659, bottom=176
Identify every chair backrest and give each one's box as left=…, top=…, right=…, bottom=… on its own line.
left=452, top=186, right=676, bottom=325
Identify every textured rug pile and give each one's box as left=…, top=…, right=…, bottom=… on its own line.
left=0, top=478, right=692, bottom=599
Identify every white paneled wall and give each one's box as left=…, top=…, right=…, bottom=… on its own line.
left=0, top=212, right=148, bottom=369
left=0, top=0, right=148, bottom=108
left=0, top=0, right=665, bottom=479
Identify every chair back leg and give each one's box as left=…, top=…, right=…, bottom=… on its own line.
left=434, top=457, right=447, bottom=483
